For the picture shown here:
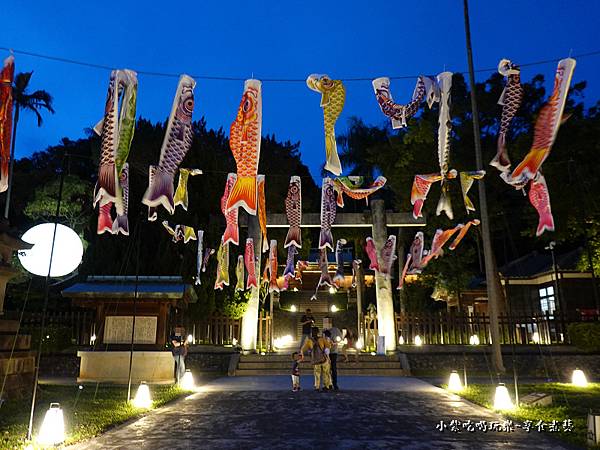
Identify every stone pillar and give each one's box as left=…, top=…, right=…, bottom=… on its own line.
left=396, top=228, right=406, bottom=314
left=355, top=261, right=365, bottom=343
left=370, top=199, right=396, bottom=352
left=241, top=212, right=262, bottom=352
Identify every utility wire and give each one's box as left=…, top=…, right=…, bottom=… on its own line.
left=2, top=46, right=600, bottom=82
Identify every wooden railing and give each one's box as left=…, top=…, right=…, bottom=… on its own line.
left=395, top=311, right=599, bottom=345
left=183, top=312, right=271, bottom=348
left=257, top=310, right=272, bottom=352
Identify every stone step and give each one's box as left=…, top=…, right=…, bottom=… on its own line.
left=234, top=368, right=408, bottom=376
left=238, top=361, right=404, bottom=370
left=240, top=354, right=394, bottom=362
left=0, top=319, right=20, bottom=333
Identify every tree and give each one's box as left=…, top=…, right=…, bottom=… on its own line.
left=4, top=71, right=55, bottom=219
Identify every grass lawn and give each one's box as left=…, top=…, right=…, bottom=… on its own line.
left=0, top=383, right=188, bottom=449
left=451, top=382, right=600, bottom=449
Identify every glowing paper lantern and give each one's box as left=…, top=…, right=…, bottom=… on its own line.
left=493, top=384, right=514, bottom=410
left=469, top=335, right=480, bottom=346
left=18, top=223, right=83, bottom=277
left=290, top=304, right=297, bottom=312
left=181, top=370, right=195, bottom=390
left=447, top=370, right=463, bottom=392
left=37, top=403, right=65, bottom=446
left=572, top=369, right=588, bottom=387
left=414, top=335, right=423, bottom=346
left=330, top=305, right=338, bottom=313
left=132, top=382, right=152, bottom=409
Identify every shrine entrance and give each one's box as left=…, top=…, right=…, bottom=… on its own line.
left=239, top=199, right=425, bottom=353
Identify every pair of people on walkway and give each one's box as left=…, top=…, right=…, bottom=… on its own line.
left=300, top=326, right=342, bottom=391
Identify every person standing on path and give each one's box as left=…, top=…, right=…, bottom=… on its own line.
left=300, top=327, right=332, bottom=391
left=324, top=325, right=342, bottom=390
left=299, top=308, right=315, bottom=350
left=171, top=335, right=188, bottom=384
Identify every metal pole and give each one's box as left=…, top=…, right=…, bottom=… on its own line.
left=27, top=152, right=67, bottom=441
left=462, top=0, right=505, bottom=373
left=127, top=224, right=142, bottom=402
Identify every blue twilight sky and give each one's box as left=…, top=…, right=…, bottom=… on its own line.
left=1, top=0, right=599, bottom=179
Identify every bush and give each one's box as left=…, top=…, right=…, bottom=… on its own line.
left=27, top=324, right=74, bottom=352
left=221, top=291, right=249, bottom=319
left=567, top=322, right=600, bottom=352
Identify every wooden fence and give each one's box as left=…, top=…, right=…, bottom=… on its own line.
left=183, top=312, right=271, bottom=348
left=394, top=311, right=599, bottom=345
left=20, top=310, right=94, bottom=345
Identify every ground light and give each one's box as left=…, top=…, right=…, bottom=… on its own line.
left=37, top=403, right=65, bottom=446
left=414, top=335, right=423, bottom=346
left=290, top=304, right=297, bottom=312
left=572, top=368, right=589, bottom=387
left=187, top=334, right=193, bottom=344
left=447, top=371, right=463, bottom=392
left=532, top=332, right=541, bottom=344
left=493, top=384, right=515, bottom=410
left=132, top=382, right=152, bottom=409
left=330, top=305, right=338, bottom=313
left=274, top=335, right=293, bottom=348
left=398, top=336, right=405, bottom=345
left=469, top=335, right=480, bottom=345
left=355, top=338, right=363, bottom=350
left=329, top=286, right=337, bottom=294
left=181, top=370, right=195, bottom=390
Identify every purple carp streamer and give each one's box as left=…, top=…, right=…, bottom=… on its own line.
left=147, top=166, right=158, bottom=221
left=351, top=259, right=361, bottom=288
left=143, top=74, right=196, bottom=214
left=283, top=245, right=298, bottom=280
left=307, top=74, right=345, bottom=176
left=202, top=247, right=215, bottom=273
left=332, top=176, right=387, bottom=208
left=333, top=239, right=347, bottom=287
left=311, top=248, right=333, bottom=301
left=372, top=76, right=437, bottom=129
left=319, top=178, right=337, bottom=250
left=379, top=235, right=397, bottom=280
left=195, top=230, right=204, bottom=285
left=162, top=221, right=197, bottom=243
left=490, top=59, right=523, bottom=172
left=214, top=240, right=230, bottom=290
left=459, top=170, right=485, bottom=214
left=267, top=240, right=279, bottom=293
left=174, top=168, right=202, bottom=211
left=284, top=176, right=302, bottom=248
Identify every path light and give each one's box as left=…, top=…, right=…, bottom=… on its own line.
left=18, top=223, right=83, bottom=277
left=469, top=335, right=480, bottom=346
left=370, top=351, right=376, bottom=356
left=493, top=383, right=514, bottom=410
left=132, top=382, right=152, bottom=409
left=329, top=286, right=337, bottom=294
left=187, top=334, right=193, bottom=344
left=292, top=287, right=299, bottom=292
left=181, top=370, right=195, bottom=390
left=398, top=336, right=405, bottom=345
left=355, top=338, right=363, bottom=350
left=232, top=338, right=238, bottom=346
left=330, top=305, right=338, bottom=313
left=447, top=371, right=463, bottom=392
left=532, top=332, right=541, bottom=344
left=572, top=369, right=588, bottom=387
left=37, top=403, right=65, bottom=446
left=90, top=333, right=96, bottom=344
left=414, top=335, right=423, bottom=346
left=290, top=304, right=297, bottom=312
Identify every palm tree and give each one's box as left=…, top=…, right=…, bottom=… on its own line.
left=4, top=71, right=54, bottom=219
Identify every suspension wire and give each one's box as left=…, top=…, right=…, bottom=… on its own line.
left=1, top=45, right=600, bottom=82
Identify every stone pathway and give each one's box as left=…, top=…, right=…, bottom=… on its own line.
left=70, top=376, right=577, bottom=449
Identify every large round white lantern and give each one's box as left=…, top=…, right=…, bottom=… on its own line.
left=18, top=223, right=83, bottom=277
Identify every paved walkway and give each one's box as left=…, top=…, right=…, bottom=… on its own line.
left=70, top=376, right=576, bottom=449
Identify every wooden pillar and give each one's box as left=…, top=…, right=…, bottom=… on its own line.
left=370, top=199, right=396, bottom=352
left=241, top=212, right=262, bottom=352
